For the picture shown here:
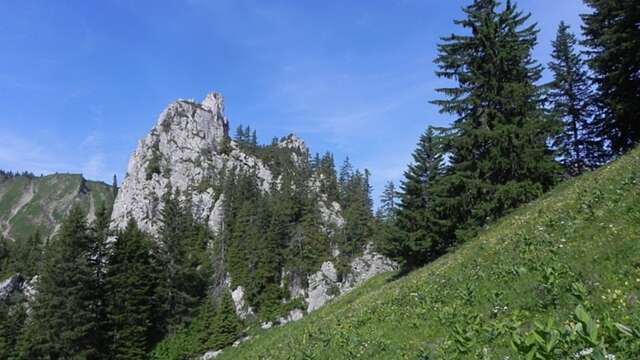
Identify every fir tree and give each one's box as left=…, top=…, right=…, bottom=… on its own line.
left=0, top=303, right=27, bottom=359
left=206, top=291, right=242, bottom=350
left=8, top=231, right=43, bottom=278
left=388, top=127, right=446, bottom=270
left=548, top=21, right=603, bottom=175
left=432, top=0, right=559, bottom=242
left=582, top=0, right=640, bottom=155
left=378, top=181, right=398, bottom=222
left=157, top=190, right=209, bottom=332
left=112, top=174, right=118, bottom=199
left=106, top=218, right=160, bottom=359
left=19, top=206, right=100, bottom=359
left=89, top=204, right=112, bottom=358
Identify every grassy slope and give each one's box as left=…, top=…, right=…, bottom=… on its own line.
left=0, top=174, right=114, bottom=241
left=218, top=148, right=640, bottom=359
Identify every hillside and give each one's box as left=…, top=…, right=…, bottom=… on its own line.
left=214, top=148, right=640, bottom=358
left=0, top=173, right=115, bottom=241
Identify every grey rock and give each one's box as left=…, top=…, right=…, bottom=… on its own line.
left=201, top=350, right=223, bottom=360
left=260, top=321, right=273, bottom=330
left=277, top=308, right=304, bottom=325
left=305, top=245, right=396, bottom=312
left=111, top=92, right=273, bottom=235
left=0, top=274, right=24, bottom=302
left=231, top=285, right=254, bottom=319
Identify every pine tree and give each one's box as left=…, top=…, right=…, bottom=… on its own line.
left=8, top=231, right=43, bottom=278
left=432, top=0, right=559, bottom=242
left=338, top=157, right=354, bottom=205
left=106, top=218, right=160, bottom=359
left=89, top=204, right=112, bottom=358
left=20, top=206, right=100, bottom=359
left=582, top=0, right=640, bottom=155
left=0, top=303, right=27, bottom=359
left=157, top=189, right=208, bottom=332
left=206, top=291, right=242, bottom=350
left=549, top=21, right=603, bottom=175
left=112, top=174, right=118, bottom=199
left=388, top=127, right=447, bottom=270
left=378, top=181, right=398, bottom=222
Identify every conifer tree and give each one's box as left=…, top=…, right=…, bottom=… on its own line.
left=0, top=303, right=26, bottom=359
left=378, top=181, right=398, bottom=222
left=106, top=218, right=160, bottom=359
left=432, top=0, right=559, bottom=242
left=582, top=0, right=640, bottom=155
left=8, top=231, right=42, bottom=278
left=206, top=291, right=242, bottom=350
left=157, top=190, right=209, bottom=332
left=549, top=21, right=602, bottom=175
left=387, top=127, right=446, bottom=270
left=20, top=206, right=100, bottom=359
left=89, top=204, right=112, bottom=358
left=112, top=174, right=118, bottom=199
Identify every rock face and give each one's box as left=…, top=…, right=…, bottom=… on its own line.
left=0, top=274, right=24, bottom=302
left=111, top=91, right=396, bottom=321
left=0, top=274, right=37, bottom=304
left=305, top=245, right=396, bottom=312
left=111, top=93, right=271, bottom=235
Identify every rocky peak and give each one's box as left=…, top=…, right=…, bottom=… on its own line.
left=201, top=92, right=225, bottom=115
left=112, top=91, right=248, bottom=235
left=278, top=134, right=308, bottom=154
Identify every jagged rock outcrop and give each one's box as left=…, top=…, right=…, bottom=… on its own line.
left=0, top=274, right=37, bottom=304
left=0, top=274, right=24, bottom=302
left=304, top=245, right=396, bottom=312
left=111, top=93, right=272, bottom=235
left=112, top=91, right=396, bottom=323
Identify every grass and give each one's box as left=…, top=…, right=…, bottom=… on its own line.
left=0, top=174, right=114, bottom=241
left=213, top=147, right=640, bottom=359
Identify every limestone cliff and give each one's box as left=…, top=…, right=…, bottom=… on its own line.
left=111, top=91, right=396, bottom=320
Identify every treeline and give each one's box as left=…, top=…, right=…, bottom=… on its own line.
left=380, top=0, right=640, bottom=271
left=0, top=200, right=242, bottom=359
left=0, top=170, right=36, bottom=180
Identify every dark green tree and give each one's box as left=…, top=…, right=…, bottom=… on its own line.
left=0, top=303, right=27, bottom=359
left=112, top=174, right=118, bottom=199
left=19, top=206, right=100, bottom=359
left=377, top=181, right=398, bottom=222
left=387, top=127, right=447, bottom=270
left=106, top=218, right=160, bottom=359
left=206, top=291, right=242, bottom=350
left=89, top=204, right=112, bottom=358
left=548, top=21, right=603, bottom=175
left=7, top=231, right=43, bottom=278
left=157, top=189, right=210, bottom=333
left=432, top=0, right=559, bottom=242
left=582, top=0, right=640, bottom=155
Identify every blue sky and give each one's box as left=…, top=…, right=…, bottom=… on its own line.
left=0, top=0, right=588, bottom=204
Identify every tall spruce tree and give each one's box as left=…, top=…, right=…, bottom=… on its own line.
left=378, top=181, right=398, bottom=222
left=157, top=189, right=210, bottom=332
left=106, top=218, right=161, bottom=359
left=582, top=0, right=640, bottom=155
left=433, top=0, right=559, bottom=241
left=206, top=291, right=242, bottom=350
left=549, top=21, right=603, bottom=175
left=388, top=127, right=446, bottom=270
left=19, top=206, right=100, bottom=359
left=89, top=204, right=112, bottom=358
